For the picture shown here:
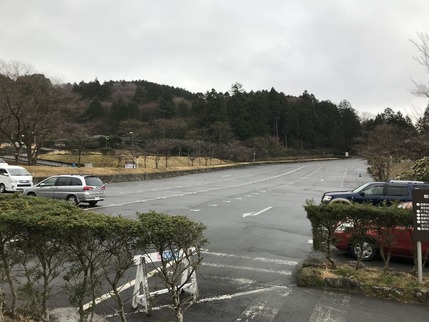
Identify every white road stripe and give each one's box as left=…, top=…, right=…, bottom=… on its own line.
left=104, top=286, right=292, bottom=319
left=204, top=251, right=298, bottom=266
left=96, top=166, right=306, bottom=210
left=202, top=262, right=292, bottom=276
left=308, top=291, right=350, bottom=322
left=85, top=251, right=296, bottom=310
left=235, top=289, right=291, bottom=322
left=243, top=206, right=273, bottom=218
left=140, top=285, right=291, bottom=313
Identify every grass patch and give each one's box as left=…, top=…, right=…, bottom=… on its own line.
left=298, top=260, right=429, bottom=304
left=20, top=153, right=234, bottom=178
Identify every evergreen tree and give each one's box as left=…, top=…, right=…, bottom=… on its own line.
left=338, top=100, right=361, bottom=151
left=81, top=98, right=104, bottom=121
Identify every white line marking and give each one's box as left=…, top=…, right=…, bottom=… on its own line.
left=202, top=262, right=292, bottom=276
left=95, top=166, right=306, bottom=210
left=200, top=285, right=290, bottom=302
left=340, top=168, right=347, bottom=190
left=203, top=251, right=298, bottom=266
left=309, top=291, right=350, bottom=322
left=82, top=266, right=158, bottom=310
left=145, top=286, right=291, bottom=312
left=243, top=206, right=273, bottom=218
left=84, top=250, right=296, bottom=311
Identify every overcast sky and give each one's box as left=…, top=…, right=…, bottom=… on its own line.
left=1, top=0, right=429, bottom=117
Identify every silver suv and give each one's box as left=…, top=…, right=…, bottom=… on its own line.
left=24, top=174, right=105, bottom=206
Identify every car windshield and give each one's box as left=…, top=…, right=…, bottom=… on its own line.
left=352, top=182, right=373, bottom=193
left=352, top=182, right=385, bottom=195
left=8, top=168, right=31, bottom=176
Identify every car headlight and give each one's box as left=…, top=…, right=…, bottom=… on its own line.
left=322, top=195, right=332, bottom=202
left=335, top=221, right=354, bottom=231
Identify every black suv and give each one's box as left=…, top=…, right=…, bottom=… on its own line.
left=321, top=180, right=429, bottom=205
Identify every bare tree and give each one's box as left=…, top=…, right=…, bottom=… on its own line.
left=59, top=123, right=92, bottom=167
left=408, top=33, right=429, bottom=156
left=0, top=60, right=65, bottom=165
left=410, top=32, right=429, bottom=98
left=361, top=124, right=405, bottom=180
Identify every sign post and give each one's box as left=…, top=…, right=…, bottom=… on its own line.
left=132, top=249, right=199, bottom=313
left=412, top=189, right=429, bottom=284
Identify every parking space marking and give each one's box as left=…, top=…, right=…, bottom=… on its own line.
left=138, top=285, right=291, bottom=313
left=202, top=262, right=292, bottom=276
left=95, top=166, right=306, bottom=210
left=309, top=291, right=350, bottom=322
left=91, top=250, right=296, bottom=316
left=235, top=288, right=291, bottom=322
left=204, top=251, right=298, bottom=266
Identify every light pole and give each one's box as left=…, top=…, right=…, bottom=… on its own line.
left=197, top=140, right=201, bottom=165
left=153, top=121, right=165, bottom=140
left=130, top=132, right=134, bottom=147
left=105, top=136, right=109, bottom=149
left=275, top=117, right=279, bottom=143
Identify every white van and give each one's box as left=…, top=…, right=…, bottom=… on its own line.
left=0, top=165, right=33, bottom=193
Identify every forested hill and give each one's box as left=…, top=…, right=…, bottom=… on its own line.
left=67, top=78, right=426, bottom=168
left=1, top=70, right=426, bottom=176
left=69, top=79, right=366, bottom=156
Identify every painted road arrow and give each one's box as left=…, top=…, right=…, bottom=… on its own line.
left=242, top=206, right=273, bottom=218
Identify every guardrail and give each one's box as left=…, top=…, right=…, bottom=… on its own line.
left=1, top=155, right=78, bottom=167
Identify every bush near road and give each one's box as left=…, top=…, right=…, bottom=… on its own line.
left=0, top=194, right=207, bottom=322
left=301, top=201, right=429, bottom=305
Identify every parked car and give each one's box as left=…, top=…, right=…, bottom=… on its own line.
left=0, top=165, right=33, bottom=193
left=23, top=174, right=105, bottom=206
left=332, top=202, right=429, bottom=261
left=321, top=180, right=429, bottom=205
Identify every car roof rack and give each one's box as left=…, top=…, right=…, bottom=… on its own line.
left=388, top=179, right=425, bottom=184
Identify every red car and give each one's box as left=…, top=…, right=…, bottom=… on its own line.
left=332, top=203, right=429, bottom=261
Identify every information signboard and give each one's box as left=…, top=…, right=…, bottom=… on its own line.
left=412, top=188, right=429, bottom=241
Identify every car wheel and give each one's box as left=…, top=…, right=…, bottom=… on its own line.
left=0, top=184, right=5, bottom=193
left=66, top=195, right=79, bottom=205
left=88, top=201, right=98, bottom=206
left=26, top=192, right=36, bottom=197
left=351, top=239, right=378, bottom=261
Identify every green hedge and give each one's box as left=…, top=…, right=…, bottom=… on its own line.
left=0, top=194, right=206, bottom=322
left=304, top=200, right=412, bottom=269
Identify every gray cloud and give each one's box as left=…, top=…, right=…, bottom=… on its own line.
left=1, top=0, right=428, bottom=116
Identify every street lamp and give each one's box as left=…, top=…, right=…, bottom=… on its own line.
left=105, top=136, right=109, bottom=149
left=152, top=121, right=165, bottom=140
left=129, top=132, right=134, bottom=147
left=31, top=131, right=36, bottom=146
left=197, top=140, right=201, bottom=165
left=275, top=117, right=279, bottom=143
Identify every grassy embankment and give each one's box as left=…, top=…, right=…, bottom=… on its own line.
left=24, top=151, right=233, bottom=178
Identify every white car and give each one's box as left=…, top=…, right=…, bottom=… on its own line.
left=0, top=165, right=33, bottom=192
